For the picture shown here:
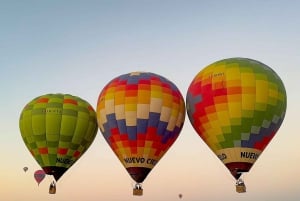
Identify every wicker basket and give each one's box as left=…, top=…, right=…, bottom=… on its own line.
left=133, top=188, right=143, bottom=196
left=236, top=185, right=246, bottom=193
left=49, top=186, right=56, bottom=194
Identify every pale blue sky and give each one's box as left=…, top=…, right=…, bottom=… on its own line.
left=1, top=1, right=299, bottom=201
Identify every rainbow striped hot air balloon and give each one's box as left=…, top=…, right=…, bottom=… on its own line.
left=19, top=94, right=98, bottom=193
left=97, top=72, right=185, bottom=195
left=186, top=58, right=287, bottom=192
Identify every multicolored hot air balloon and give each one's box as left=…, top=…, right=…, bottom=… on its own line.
left=97, top=72, right=185, bottom=195
left=19, top=93, right=98, bottom=193
left=186, top=58, right=287, bottom=192
left=34, top=169, right=46, bottom=185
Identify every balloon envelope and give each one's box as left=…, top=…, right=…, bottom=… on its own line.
left=23, top=167, right=28, bottom=172
left=186, top=58, right=287, bottom=179
left=19, top=94, right=98, bottom=181
left=34, top=169, right=46, bottom=185
left=97, top=72, right=185, bottom=183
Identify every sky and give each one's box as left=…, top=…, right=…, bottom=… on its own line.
left=1, top=0, right=299, bottom=200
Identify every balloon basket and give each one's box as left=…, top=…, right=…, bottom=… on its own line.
left=49, top=187, right=56, bottom=194
left=235, top=178, right=246, bottom=193
left=49, top=181, right=56, bottom=194
left=133, top=188, right=143, bottom=196
left=236, top=185, right=246, bottom=193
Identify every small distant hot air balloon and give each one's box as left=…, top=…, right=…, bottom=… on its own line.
left=97, top=72, right=185, bottom=195
left=19, top=93, right=98, bottom=194
left=186, top=58, right=287, bottom=193
left=23, top=167, right=28, bottom=172
left=179, top=193, right=183, bottom=199
left=34, top=169, right=46, bottom=185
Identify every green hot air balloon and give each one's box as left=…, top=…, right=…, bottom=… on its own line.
left=19, top=93, right=98, bottom=192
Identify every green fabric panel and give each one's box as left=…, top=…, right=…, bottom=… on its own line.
left=241, top=110, right=254, bottom=118
left=41, top=154, right=50, bottom=166
left=47, top=133, right=60, bottom=142
left=240, top=118, right=253, bottom=133
left=252, top=110, right=266, bottom=126
left=76, top=119, right=90, bottom=137
left=268, top=97, right=277, bottom=106
left=29, top=142, right=37, bottom=149
left=230, top=118, right=241, bottom=126
left=221, top=126, right=231, bottom=134
left=73, top=118, right=89, bottom=143
left=60, top=115, right=77, bottom=136
left=46, top=112, right=62, bottom=135
left=86, top=119, right=98, bottom=139
left=71, top=116, right=93, bottom=145
left=34, top=155, right=43, bottom=166
left=48, top=154, right=57, bottom=164
left=72, top=136, right=83, bottom=144
left=47, top=140, right=59, bottom=147
left=62, top=109, right=78, bottom=117
left=35, top=140, right=46, bottom=148
left=255, top=103, right=267, bottom=111
left=227, top=125, right=242, bottom=141
left=60, top=135, right=73, bottom=142
left=69, top=143, right=80, bottom=150
left=20, top=111, right=33, bottom=138
left=217, top=133, right=226, bottom=141
left=34, top=135, right=46, bottom=141
left=265, top=104, right=278, bottom=120
left=58, top=141, right=70, bottom=148
left=47, top=102, right=63, bottom=108
left=220, top=135, right=233, bottom=147
left=32, top=114, right=45, bottom=135
left=48, top=147, right=58, bottom=155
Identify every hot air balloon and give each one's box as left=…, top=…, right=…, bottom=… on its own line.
left=19, top=93, right=98, bottom=193
left=34, top=169, right=46, bottom=185
left=97, top=72, right=185, bottom=195
left=23, top=167, right=28, bottom=172
left=186, top=58, right=287, bottom=193
left=179, top=193, right=183, bottom=199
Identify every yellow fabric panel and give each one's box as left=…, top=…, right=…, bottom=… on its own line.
left=138, top=90, right=150, bottom=104
left=226, top=67, right=240, bottom=80
left=217, top=110, right=230, bottom=126
left=105, top=88, right=116, bottom=100
left=115, top=91, right=126, bottom=105
left=125, top=103, right=137, bottom=111
left=242, top=94, right=255, bottom=110
left=228, top=102, right=242, bottom=118
left=256, top=80, right=269, bottom=103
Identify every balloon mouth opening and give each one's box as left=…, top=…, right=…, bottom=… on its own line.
left=126, top=167, right=152, bottom=183
left=225, top=162, right=253, bottom=179
left=43, top=166, right=68, bottom=181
